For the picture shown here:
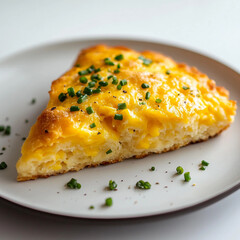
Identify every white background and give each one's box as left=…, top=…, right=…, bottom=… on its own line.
left=0, top=0, right=239, bottom=239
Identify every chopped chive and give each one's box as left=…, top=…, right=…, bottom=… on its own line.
left=139, top=102, right=146, bottom=105
left=89, top=205, right=94, bottom=209
left=199, top=166, right=206, bottom=170
left=4, top=126, right=11, bottom=135
left=78, top=70, right=89, bottom=76
left=166, top=70, right=171, bottom=75
left=104, top=58, right=114, bottom=66
left=117, top=84, right=122, bottom=90
left=87, top=65, right=95, bottom=73
left=83, top=87, right=93, bottom=95
left=94, top=68, right=101, bottom=73
left=114, top=114, right=123, bottom=120
left=182, top=86, right=190, bottom=90
left=106, top=149, right=112, bottom=154
left=105, top=197, right=113, bottom=206
left=0, top=162, right=7, bottom=170
left=109, top=180, right=117, bottom=190
left=107, top=75, right=113, bottom=80
left=90, top=123, right=96, bottom=128
left=67, top=87, right=75, bottom=97
left=136, top=180, right=151, bottom=189
left=70, top=106, right=80, bottom=112
left=76, top=90, right=82, bottom=97
left=2, top=147, right=6, bottom=151
left=176, top=166, right=184, bottom=175
left=115, top=54, right=124, bottom=61
left=201, top=160, right=209, bottom=166
left=120, top=79, right=127, bottom=86
left=114, top=69, right=120, bottom=74
left=138, top=56, right=152, bottom=66
left=31, top=98, right=36, bottom=104
left=99, top=81, right=108, bottom=87
left=118, top=103, right=127, bottom=110
left=66, top=178, right=81, bottom=189
left=117, top=63, right=121, bottom=69
left=145, top=92, right=151, bottom=100
left=88, top=81, right=96, bottom=88
left=112, top=76, right=118, bottom=85
left=91, top=74, right=102, bottom=81
left=150, top=166, right=155, bottom=171
left=155, top=99, right=162, bottom=103
left=0, top=126, right=4, bottom=132
left=77, top=94, right=87, bottom=104
left=184, top=172, right=191, bottom=182
left=141, top=83, right=149, bottom=88
left=80, top=76, right=88, bottom=84
left=86, top=106, right=94, bottom=114
left=58, top=93, right=67, bottom=102
left=92, top=87, right=101, bottom=94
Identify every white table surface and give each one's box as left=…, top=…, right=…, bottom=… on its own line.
left=0, top=0, right=239, bottom=239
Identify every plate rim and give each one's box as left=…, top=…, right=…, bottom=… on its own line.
left=0, top=37, right=239, bottom=219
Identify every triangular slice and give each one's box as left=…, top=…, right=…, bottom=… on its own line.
left=16, top=45, right=236, bottom=181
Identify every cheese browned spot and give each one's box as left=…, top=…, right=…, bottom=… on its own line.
left=16, top=45, right=236, bottom=181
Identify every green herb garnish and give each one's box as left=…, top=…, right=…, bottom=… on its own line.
left=139, top=102, right=146, bottom=105
left=117, top=84, right=122, bottom=90
left=89, top=205, right=94, bottom=209
left=92, top=87, right=101, bottom=94
left=31, top=98, right=36, bottom=104
left=76, top=90, right=82, bottom=97
left=136, top=180, right=151, bottom=189
left=94, top=68, right=101, bottom=73
left=114, top=114, right=123, bottom=120
left=83, top=87, right=93, bottom=95
left=67, top=87, right=75, bottom=97
left=182, top=86, right=190, bottom=90
left=78, top=70, right=89, bottom=76
left=104, top=58, right=114, bottom=66
left=114, top=69, right=120, bottom=74
left=176, top=166, right=184, bottom=175
left=115, top=54, right=124, bottom=61
left=118, top=103, right=127, bottom=110
left=166, top=70, right=171, bottom=75
left=4, top=126, right=11, bottom=136
left=184, top=172, right=191, bottom=182
left=120, top=79, right=127, bottom=86
left=91, top=74, right=102, bottom=81
left=106, top=149, right=112, bottom=154
left=88, top=81, right=96, bottom=88
left=70, top=106, right=80, bottom=112
left=86, top=106, right=94, bottom=114
left=99, top=81, right=108, bottom=87
left=0, top=162, right=7, bottom=170
left=141, top=83, right=149, bottom=89
left=58, top=93, right=67, bottom=102
left=0, top=126, right=4, bottom=132
left=150, top=166, right=155, bottom=171
left=66, top=178, right=81, bottom=189
left=199, top=166, right=206, bottom=170
left=138, top=56, right=152, bottom=66
left=105, top=197, right=113, bottom=206
left=77, top=94, right=88, bottom=104
left=80, top=76, right=88, bottom=84
left=112, top=76, right=118, bottom=85
left=155, top=99, right=162, bottom=103
left=201, top=160, right=209, bottom=166
left=90, top=123, right=96, bottom=128
left=145, top=92, right=151, bottom=100
left=109, top=180, right=117, bottom=190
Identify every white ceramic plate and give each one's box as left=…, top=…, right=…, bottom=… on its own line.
left=0, top=38, right=239, bottom=219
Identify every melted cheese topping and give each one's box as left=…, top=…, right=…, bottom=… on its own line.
left=17, top=45, right=236, bottom=179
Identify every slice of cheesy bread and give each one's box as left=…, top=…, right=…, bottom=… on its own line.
left=16, top=45, right=236, bottom=181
